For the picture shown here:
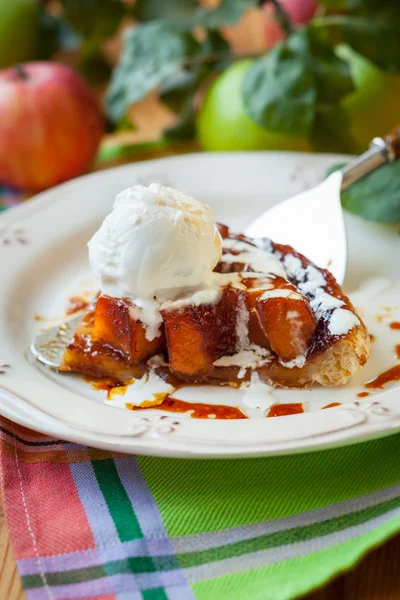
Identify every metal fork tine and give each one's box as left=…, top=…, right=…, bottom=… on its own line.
left=30, top=313, right=84, bottom=368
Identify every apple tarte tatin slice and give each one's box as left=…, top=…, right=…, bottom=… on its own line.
left=62, top=224, right=369, bottom=390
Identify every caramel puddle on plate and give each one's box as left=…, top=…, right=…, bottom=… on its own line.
left=390, top=321, right=400, bottom=330
left=322, top=402, right=342, bottom=409
left=357, top=392, right=370, bottom=398
left=84, top=377, right=133, bottom=400
left=396, top=345, right=400, bottom=360
left=267, top=403, right=304, bottom=417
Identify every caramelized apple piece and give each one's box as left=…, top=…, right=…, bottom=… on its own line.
left=245, top=289, right=270, bottom=348
left=60, top=313, right=143, bottom=380
left=244, top=276, right=278, bottom=348
left=256, top=291, right=316, bottom=362
left=62, top=341, right=143, bottom=381
left=161, top=307, right=213, bottom=376
left=92, top=295, right=164, bottom=364
left=161, top=288, right=238, bottom=378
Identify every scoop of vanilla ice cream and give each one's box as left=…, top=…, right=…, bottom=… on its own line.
left=88, top=183, right=222, bottom=300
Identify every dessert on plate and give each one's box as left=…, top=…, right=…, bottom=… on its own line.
left=61, top=184, right=370, bottom=403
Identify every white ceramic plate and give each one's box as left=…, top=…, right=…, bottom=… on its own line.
left=1, top=152, right=400, bottom=458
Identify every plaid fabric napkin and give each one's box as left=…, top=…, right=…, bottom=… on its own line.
left=0, top=184, right=26, bottom=211
left=2, top=416, right=400, bottom=600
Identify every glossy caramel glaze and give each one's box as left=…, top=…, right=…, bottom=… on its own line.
left=218, top=226, right=355, bottom=363
left=365, top=365, right=400, bottom=389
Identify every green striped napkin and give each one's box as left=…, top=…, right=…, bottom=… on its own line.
left=2, top=417, right=400, bottom=600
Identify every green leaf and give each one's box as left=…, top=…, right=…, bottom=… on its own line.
left=38, top=8, right=81, bottom=59
left=328, top=161, right=400, bottom=222
left=287, top=27, right=354, bottom=103
left=331, top=17, right=400, bottom=73
left=134, top=0, right=201, bottom=27
left=199, top=30, right=231, bottom=71
left=97, top=139, right=170, bottom=164
left=106, top=22, right=199, bottom=123
left=134, top=0, right=256, bottom=29
left=242, top=27, right=354, bottom=139
left=316, top=6, right=400, bottom=73
left=159, top=32, right=227, bottom=139
left=60, top=0, right=126, bottom=42
left=159, top=31, right=229, bottom=108
left=242, top=44, right=316, bottom=137
left=201, top=0, right=258, bottom=28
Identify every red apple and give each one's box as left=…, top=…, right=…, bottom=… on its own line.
left=279, top=0, right=318, bottom=25
left=0, top=62, right=104, bottom=191
left=262, top=0, right=318, bottom=48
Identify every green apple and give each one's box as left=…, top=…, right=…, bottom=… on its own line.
left=337, top=44, right=400, bottom=152
left=0, top=0, right=39, bottom=69
left=196, top=60, right=310, bottom=152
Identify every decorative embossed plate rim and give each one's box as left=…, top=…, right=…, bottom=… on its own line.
left=1, top=151, right=400, bottom=458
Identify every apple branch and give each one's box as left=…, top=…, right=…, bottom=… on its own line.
left=260, top=0, right=294, bottom=36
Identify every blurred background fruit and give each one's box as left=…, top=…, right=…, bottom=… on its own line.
left=262, top=0, right=318, bottom=48
left=196, top=60, right=311, bottom=152
left=279, top=0, right=318, bottom=25
left=0, top=62, right=104, bottom=191
left=0, top=0, right=400, bottom=194
left=0, top=0, right=39, bottom=69
left=337, top=44, right=400, bottom=152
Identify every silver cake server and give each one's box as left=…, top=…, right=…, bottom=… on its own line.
left=245, top=131, right=400, bottom=285
left=30, top=313, right=84, bottom=368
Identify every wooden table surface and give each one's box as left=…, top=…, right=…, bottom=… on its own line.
left=2, top=95, right=400, bottom=599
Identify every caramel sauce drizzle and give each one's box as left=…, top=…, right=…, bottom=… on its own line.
left=365, top=365, right=400, bottom=390
left=66, top=296, right=89, bottom=315
left=130, top=396, right=247, bottom=419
